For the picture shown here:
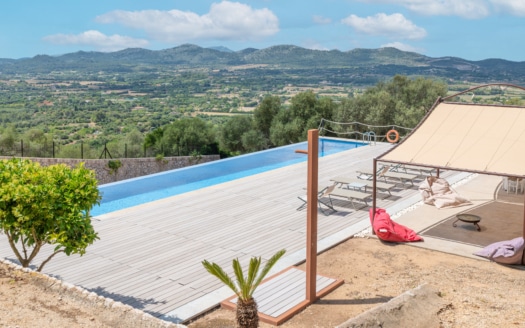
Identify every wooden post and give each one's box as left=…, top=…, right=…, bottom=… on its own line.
left=523, top=191, right=525, bottom=239
left=305, top=129, right=318, bottom=302
left=371, top=159, right=377, bottom=235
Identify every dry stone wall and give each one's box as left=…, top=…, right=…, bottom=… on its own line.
left=0, top=155, right=220, bottom=185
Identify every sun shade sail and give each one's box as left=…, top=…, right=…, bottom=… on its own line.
left=379, top=102, right=525, bottom=177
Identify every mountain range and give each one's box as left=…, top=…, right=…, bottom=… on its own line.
left=1, top=44, right=524, bottom=84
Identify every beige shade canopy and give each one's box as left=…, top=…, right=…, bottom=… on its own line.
left=379, top=102, right=525, bottom=178
left=374, top=84, right=525, bottom=239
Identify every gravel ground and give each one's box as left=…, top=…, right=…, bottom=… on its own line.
left=0, top=259, right=181, bottom=328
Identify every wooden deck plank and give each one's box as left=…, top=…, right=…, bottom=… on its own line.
left=31, top=252, right=107, bottom=277
left=271, top=276, right=338, bottom=318
left=60, top=261, right=134, bottom=283
left=84, top=269, right=151, bottom=291
left=225, top=267, right=341, bottom=318
left=132, top=283, right=207, bottom=314
left=95, top=233, right=181, bottom=258
left=255, top=270, right=305, bottom=306
left=109, top=277, right=177, bottom=301
left=263, top=275, right=336, bottom=318
left=127, top=280, right=182, bottom=302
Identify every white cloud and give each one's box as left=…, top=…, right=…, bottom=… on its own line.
left=381, top=41, right=423, bottom=53
left=95, top=1, right=279, bottom=43
left=313, top=15, right=332, bottom=24
left=491, top=0, right=525, bottom=16
left=360, top=0, right=490, bottom=19
left=43, top=30, right=149, bottom=52
left=341, top=13, right=426, bottom=40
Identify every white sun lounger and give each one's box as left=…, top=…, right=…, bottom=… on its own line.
left=357, top=166, right=419, bottom=186
left=390, top=164, right=437, bottom=177
left=381, top=171, right=418, bottom=186
left=297, top=185, right=337, bottom=215
left=327, top=187, right=371, bottom=210
left=330, top=176, right=396, bottom=196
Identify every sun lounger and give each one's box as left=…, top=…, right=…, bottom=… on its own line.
left=381, top=170, right=418, bottom=186
left=330, top=176, right=396, bottom=196
left=355, top=168, right=382, bottom=180
left=357, top=166, right=419, bottom=186
left=297, top=185, right=337, bottom=215
left=390, top=164, right=436, bottom=177
left=327, top=187, right=372, bottom=210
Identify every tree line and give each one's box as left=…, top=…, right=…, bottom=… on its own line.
left=144, top=75, right=448, bottom=157
left=0, top=75, right=447, bottom=159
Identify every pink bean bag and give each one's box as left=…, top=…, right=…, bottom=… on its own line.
left=369, top=208, right=423, bottom=242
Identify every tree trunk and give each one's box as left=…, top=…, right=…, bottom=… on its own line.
left=236, top=297, right=259, bottom=328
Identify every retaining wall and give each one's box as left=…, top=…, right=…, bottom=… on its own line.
left=0, top=155, right=221, bottom=185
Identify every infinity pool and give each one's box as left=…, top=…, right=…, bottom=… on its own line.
left=92, top=138, right=364, bottom=216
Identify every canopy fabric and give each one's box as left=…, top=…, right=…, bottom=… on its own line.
left=379, top=102, right=525, bottom=177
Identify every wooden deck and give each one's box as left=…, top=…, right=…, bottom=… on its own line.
left=221, top=267, right=344, bottom=325
left=0, top=142, right=462, bottom=324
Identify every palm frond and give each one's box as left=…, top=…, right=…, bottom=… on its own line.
left=202, top=260, right=240, bottom=297
left=232, top=258, right=247, bottom=299
left=244, top=256, right=261, bottom=297
left=202, top=249, right=286, bottom=303
left=252, top=249, right=286, bottom=294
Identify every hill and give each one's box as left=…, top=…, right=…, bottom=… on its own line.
left=1, top=44, right=525, bottom=84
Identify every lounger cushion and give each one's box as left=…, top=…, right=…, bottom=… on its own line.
left=474, top=237, right=524, bottom=265
left=369, top=208, right=423, bottom=243
left=419, top=177, right=471, bottom=209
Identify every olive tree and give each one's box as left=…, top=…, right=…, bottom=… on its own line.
left=161, top=117, right=215, bottom=156
left=144, top=127, right=164, bottom=156
left=218, top=115, right=256, bottom=154
left=0, top=125, right=18, bottom=155
left=331, top=75, right=448, bottom=137
left=361, top=75, right=448, bottom=129
left=125, top=129, right=145, bottom=158
left=0, top=159, right=101, bottom=271
left=253, top=95, right=281, bottom=141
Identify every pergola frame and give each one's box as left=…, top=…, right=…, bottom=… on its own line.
left=370, top=83, right=525, bottom=239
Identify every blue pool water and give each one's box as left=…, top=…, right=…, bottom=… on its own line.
left=91, top=138, right=364, bottom=216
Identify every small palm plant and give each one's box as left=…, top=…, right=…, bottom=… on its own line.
left=202, top=249, right=286, bottom=328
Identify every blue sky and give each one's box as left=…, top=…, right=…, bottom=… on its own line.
left=2, top=0, right=524, bottom=61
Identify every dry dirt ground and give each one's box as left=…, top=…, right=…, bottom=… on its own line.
left=0, top=260, right=180, bottom=328
left=187, top=237, right=525, bottom=328
left=1, top=237, right=524, bottom=328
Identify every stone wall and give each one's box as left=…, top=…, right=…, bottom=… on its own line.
left=0, top=155, right=221, bottom=185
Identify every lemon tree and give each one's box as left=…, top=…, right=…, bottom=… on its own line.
left=0, top=158, right=100, bottom=271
